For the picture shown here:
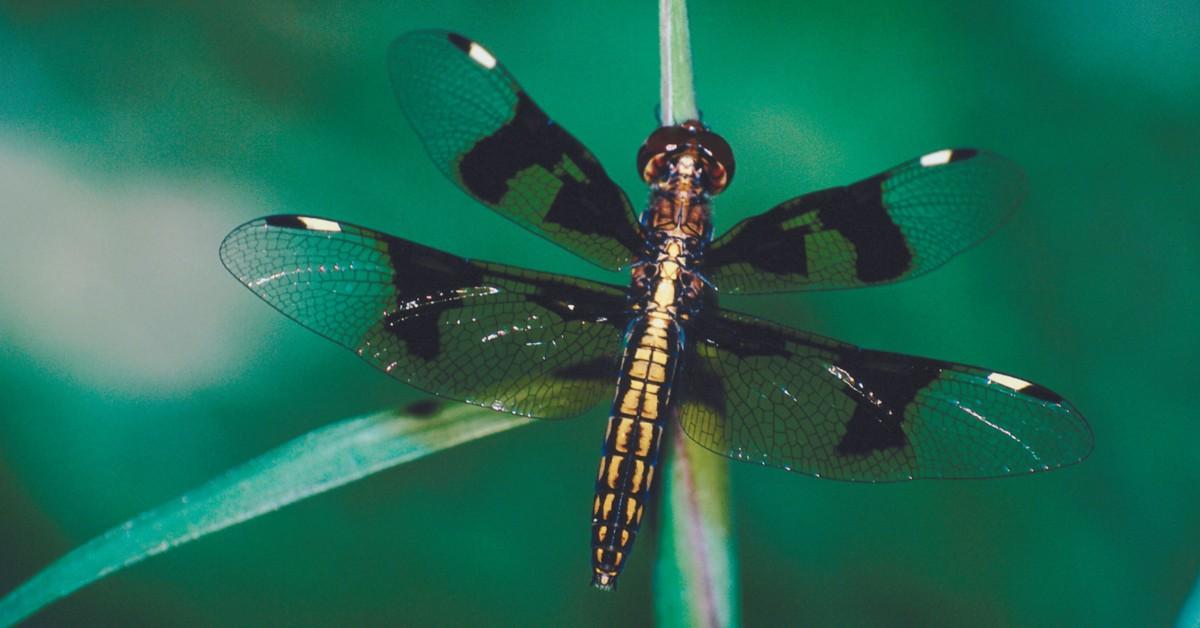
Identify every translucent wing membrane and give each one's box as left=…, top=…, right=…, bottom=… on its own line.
left=678, top=309, right=1092, bottom=481
left=704, top=149, right=1024, bottom=294
left=220, top=216, right=628, bottom=418
left=388, top=31, right=643, bottom=270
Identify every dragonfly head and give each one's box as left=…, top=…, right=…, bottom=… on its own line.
left=637, top=120, right=735, bottom=194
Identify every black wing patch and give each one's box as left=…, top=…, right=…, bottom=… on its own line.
left=676, top=309, right=1092, bottom=481
left=388, top=31, right=642, bottom=271
left=703, top=149, right=1024, bottom=293
left=220, top=215, right=629, bottom=419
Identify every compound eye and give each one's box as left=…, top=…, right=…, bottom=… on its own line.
left=696, top=130, right=735, bottom=192
left=637, top=125, right=693, bottom=182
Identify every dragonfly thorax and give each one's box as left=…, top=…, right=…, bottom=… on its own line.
left=634, top=150, right=714, bottom=321
left=639, top=157, right=714, bottom=245
left=636, top=121, right=734, bottom=254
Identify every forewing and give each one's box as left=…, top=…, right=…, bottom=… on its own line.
left=220, top=215, right=628, bottom=419
left=677, top=309, right=1092, bottom=481
left=704, top=149, right=1024, bottom=293
left=388, top=30, right=642, bottom=271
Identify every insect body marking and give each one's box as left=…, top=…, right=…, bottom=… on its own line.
left=591, top=122, right=733, bottom=589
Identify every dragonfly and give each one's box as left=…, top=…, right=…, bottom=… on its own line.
left=220, top=30, right=1093, bottom=590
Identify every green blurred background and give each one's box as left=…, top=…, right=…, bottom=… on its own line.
left=1, top=1, right=1197, bottom=626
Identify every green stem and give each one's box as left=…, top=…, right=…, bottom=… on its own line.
left=655, top=427, right=740, bottom=628
left=1177, top=571, right=1200, bottom=628
left=659, top=0, right=698, bottom=124
left=654, top=1, right=739, bottom=626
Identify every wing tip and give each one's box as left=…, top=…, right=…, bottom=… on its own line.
left=389, top=30, right=493, bottom=71
left=218, top=214, right=349, bottom=276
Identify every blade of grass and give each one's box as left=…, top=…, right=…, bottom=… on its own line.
left=1177, top=572, right=1200, bottom=628
left=0, top=401, right=531, bottom=627
left=656, top=427, right=740, bottom=628
left=659, top=0, right=698, bottom=124
left=654, top=1, right=739, bottom=626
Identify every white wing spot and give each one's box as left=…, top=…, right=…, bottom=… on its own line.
left=468, top=42, right=497, bottom=69
left=919, top=149, right=954, bottom=167
left=987, top=372, right=1032, bottom=392
left=298, top=217, right=341, bottom=232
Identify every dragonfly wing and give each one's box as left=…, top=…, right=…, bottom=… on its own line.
left=676, top=308, right=1092, bottom=481
left=388, top=30, right=642, bottom=271
left=704, top=149, right=1024, bottom=293
left=221, top=215, right=628, bottom=418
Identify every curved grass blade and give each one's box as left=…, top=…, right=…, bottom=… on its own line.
left=0, top=401, right=531, bottom=627
left=659, top=0, right=697, bottom=125
left=655, top=427, right=740, bottom=628
left=1177, top=571, right=1200, bottom=628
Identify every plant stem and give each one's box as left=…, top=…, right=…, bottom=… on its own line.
left=1177, top=571, right=1200, bottom=628
left=659, top=0, right=698, bottom=124
left=654, top=1, right=739, bottom=626
left=656, top=427, right=740, bottom=628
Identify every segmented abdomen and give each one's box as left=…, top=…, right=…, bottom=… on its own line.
left=590, top=313, right=680, bottom=589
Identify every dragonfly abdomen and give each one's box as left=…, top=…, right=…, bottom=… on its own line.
left=590, top=313, right=680, bottom=589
